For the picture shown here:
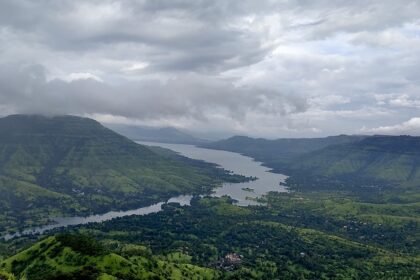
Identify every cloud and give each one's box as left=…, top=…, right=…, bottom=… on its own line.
left=0, top=1, right=420, bottom=137
left=374, top=94, right=420, bottom=108
left=0, top=63, right=307, bottom=125
left=62, top=72, right=103, bottom=82
left=361, top=118, right=420, bottom=135
left=0, top=0, right=273, bottom=74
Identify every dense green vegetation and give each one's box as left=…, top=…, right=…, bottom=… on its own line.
left=0, top=115, right=246, bottom=234
left=1, top=194, right=418, bottom=279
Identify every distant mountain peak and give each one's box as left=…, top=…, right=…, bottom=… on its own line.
left=105, top=123, right=208, bottom=144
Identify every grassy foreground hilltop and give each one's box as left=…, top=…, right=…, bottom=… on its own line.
left=0, top=115, right=244, bottom=234
left=0, top=234, right=220, bottom=280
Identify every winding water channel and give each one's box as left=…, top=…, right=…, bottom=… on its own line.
left=3, top=142, right=287, bottom=240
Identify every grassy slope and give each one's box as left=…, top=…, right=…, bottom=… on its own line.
left=0, top=115, right=241, bottom=233
left=0, top=235, right=219, bottom=280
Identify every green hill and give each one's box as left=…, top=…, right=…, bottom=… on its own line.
left=201, top=135, right=365, bottom=171
left=285, top=135, right=420, bottom=196
left=0, top=234, right=219, bottom=280
left=0, top=115, right=240, bottom=234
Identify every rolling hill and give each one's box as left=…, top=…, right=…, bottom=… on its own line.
left=0, top=115, right=239, bottom=234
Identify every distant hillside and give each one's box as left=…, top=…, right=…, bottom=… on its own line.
left=202, top=135, right=365, bottom=170
left=0, top=115, right=238, bottom=233
left=106, top=124, right=208, bottom=144
left=285, top=135, right=420, bottom=193
left=202, top=134, right=420, bottom=197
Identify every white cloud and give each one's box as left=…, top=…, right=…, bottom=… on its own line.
left=374, top=93, right=420, bottom=108
left=361, top=117, right=420, bottom=135
left=61, top=72, right=103, bottom=82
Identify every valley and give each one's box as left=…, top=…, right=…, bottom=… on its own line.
left=0, top=116, right=418, bottom=279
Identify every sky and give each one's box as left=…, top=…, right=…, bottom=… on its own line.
left=0, top=0, right=420, bottom=138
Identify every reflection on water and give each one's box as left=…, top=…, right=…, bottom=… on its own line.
left=3, top=142, right=287, bottom=240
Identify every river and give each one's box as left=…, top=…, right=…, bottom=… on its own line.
left=3, top=142, right=287, bottom=240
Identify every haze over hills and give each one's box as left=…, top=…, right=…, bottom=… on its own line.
left=0, top=115, right=241, bottom=234
left=106, top=124, right=208, bottom=144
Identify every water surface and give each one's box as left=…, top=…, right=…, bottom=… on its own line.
left=138, top=141, right=288, bottom=206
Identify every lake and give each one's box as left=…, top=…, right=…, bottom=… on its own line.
left=3, top=142, right=287, bottom=240
left=138, top=141, right=288, bottom=206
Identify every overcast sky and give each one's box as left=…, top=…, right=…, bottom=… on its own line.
left=0, top=0, right=420, bottom=138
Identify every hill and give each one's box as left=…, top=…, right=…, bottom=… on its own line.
left=106, top=124, right=207, bottom=144
left=285, top=135, right=420, bottom=196
left=0, top=234, right=219, bottom=280
left=201, top=135, right=365, bottom=170
left=0, top=115, right=241, bottom=234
